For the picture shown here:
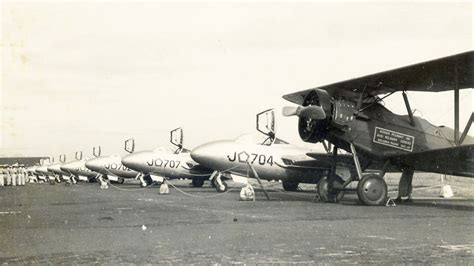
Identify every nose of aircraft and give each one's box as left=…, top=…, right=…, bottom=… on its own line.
left=191, top=140, right=231, bottom=169
left=85, top=157, right=107, bottom=172
left=121, top=151, right=152, bottom=171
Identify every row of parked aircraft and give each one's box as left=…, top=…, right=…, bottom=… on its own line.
left=29, top=110, right=331, bottom=194
left=28, top=51, right=473, bottom=206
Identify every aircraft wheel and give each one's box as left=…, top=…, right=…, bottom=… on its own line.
left=282, top=181, right=299, bottom=191
left=214, top=179, right=228, bottom=193
left=143, top=175, right=153, bottom=187
left=192, top=177, right=204, bottom=187
left=317, top=176, right=345, bottom=203
left=118, top=177, right=125, bottom=184
left=357, top=174, right=387, bottom=206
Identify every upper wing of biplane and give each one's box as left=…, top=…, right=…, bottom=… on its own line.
left=283, top=51, right=473, bottom=104
left=391, top=144, right=474, bottom=178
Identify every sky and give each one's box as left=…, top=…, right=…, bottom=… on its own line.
left=1, top=1, right=473, bottom=159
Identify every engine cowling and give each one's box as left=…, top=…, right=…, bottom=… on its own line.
left=298, top=89, right=332, bottom=143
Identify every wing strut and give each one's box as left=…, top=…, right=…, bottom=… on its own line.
left=454, top=65, right=460, bottom=145
left=402, top=91, right=415, bottom=126
left=459, top=113, right=473, bottom=145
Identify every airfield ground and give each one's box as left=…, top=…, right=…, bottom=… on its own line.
left=0, top=175, right=473, bottom=264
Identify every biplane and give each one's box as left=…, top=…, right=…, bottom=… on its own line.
left=283, top=51, right=473, bottom=205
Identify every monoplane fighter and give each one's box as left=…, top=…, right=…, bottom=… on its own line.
left=26, top=165, right=40, bottom=183
left=85, top=144, right=140, bottom=184
left=35, top=158, right=58, bottom=183
left=282, top=51, right=473, bottom=205
left=121, top=128, right=214, bottom=189
left=191, top=109, right=353, bottom=195
left=47, top=155, right=73, bottom=183
left=60, top=152, right=101, bottom=182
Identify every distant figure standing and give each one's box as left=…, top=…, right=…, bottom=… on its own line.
left=0, top=166, right=5, bottom=186
left=6, top=165, right=12, bottom=186
left=11, top=165, right=18, bottom=186
left=23, top=166, right=29, bottom=185
left=396, top=169, right=414, bottom=202
left=19, top=166, right=26, bottom=186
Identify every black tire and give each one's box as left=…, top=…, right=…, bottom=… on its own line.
left=282, top=181, right=299, bottom=191
left=317, top=176, right=345, bottom=203
left=214, top=180, right=228, bottom=193
left=357, top=174, right=387, bottom=206
left=118, top=177, right=125, bottom=184
left=192, top=177, right=204, bottom=187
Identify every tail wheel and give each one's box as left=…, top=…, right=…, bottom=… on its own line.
left=192, top=177, right=204, bottom=187
left=357, top=174, right=387, bottom=206
left=317, top=176, right=345, bottom=203
left=282, top=181, right=299, bottom=191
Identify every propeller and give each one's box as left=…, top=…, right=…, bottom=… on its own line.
left=282, top=105, right=326, bottom=120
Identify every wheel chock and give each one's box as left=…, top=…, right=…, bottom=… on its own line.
left=385, top=197, right=396, bottom=207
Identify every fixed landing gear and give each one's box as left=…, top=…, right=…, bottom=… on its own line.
left=282, top=181, right=299, bottom=191
left=320, top=143, right=388, bottom=206
left=143, top=174, right=154, bottom=187
left=117, top=177, right=125, bottom=184
left=213, top=178, right=228, bottom=193
left=138, top=174, right=150, bottom=187
left=319, top=146, right=345, bottom=203
left=211, top=172, right=228, bottom=193
left=357, top=174, right=387, bottom=206
left=317, top=176, right=345, bottom=203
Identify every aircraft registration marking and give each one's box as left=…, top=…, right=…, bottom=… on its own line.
left=373, top=127, right=414, bottom=152
left=146, top=158, right=181, bottom=168
left=105, top=163, right=132, bottom=171
left=227, top=151, right=274, bottom=166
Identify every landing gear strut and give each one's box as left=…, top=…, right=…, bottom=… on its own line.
left=210, top=171, right=228, bottom=193
left=320, top=147, right=345, bottom=203
left=321, top=143, right=388, bottom=206
left=317, top=176, right=345, bottom=203
left=350, top=144, right=387, bottom=206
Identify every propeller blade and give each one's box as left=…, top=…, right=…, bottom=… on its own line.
left=282, top=106, right=299, bottom=117
left=282, top=105, right=326, bottom=120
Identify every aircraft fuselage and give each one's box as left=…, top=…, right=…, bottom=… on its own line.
left=191, top=141, right=332, bottom=184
